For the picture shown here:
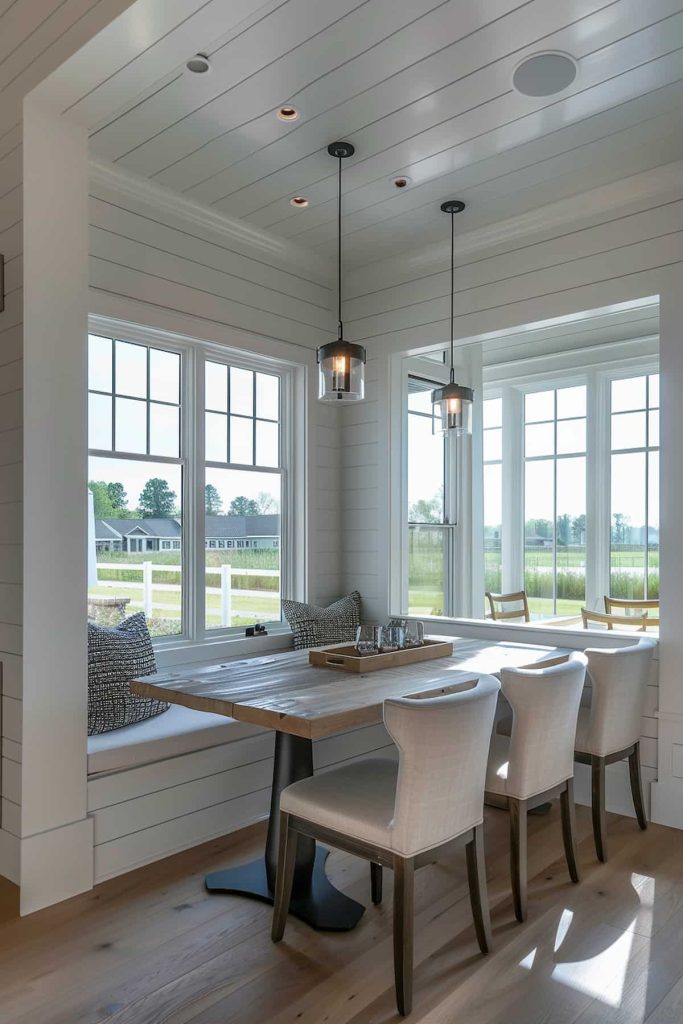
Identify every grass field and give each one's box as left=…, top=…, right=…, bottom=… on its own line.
left=408, top=545, right=659, bottom=619
left=90, top=549, right=280, bottom=635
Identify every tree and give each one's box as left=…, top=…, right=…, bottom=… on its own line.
left=205, top=483, right=223, bottom=515
left=106, top=481, right=128, bottom=513
left=571, top=514, right=586, bottom=544
left=408, top=497, right=441, bottom=524
left=612, top=512, right=630, bottom=545
left=89, top=481, right=115, bottom=518
left=138, top=478, right=177, bottom=518
left=556, top=513, right=571, bottom=546
left=228, top=495, right=259, bottom=516
left=255, top=491, right=279, bottom=514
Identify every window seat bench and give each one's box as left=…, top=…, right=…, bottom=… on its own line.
left=87, top=704, right=266, bottom=775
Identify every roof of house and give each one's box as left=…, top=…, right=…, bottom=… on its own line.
left=206, top=514, right=279, bottom=538
left=95, top=514, right=280, bottom=540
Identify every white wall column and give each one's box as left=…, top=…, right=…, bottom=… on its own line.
left=651, top=276, right=683, bottom=827
left=20, top=98, right=92, bottom=913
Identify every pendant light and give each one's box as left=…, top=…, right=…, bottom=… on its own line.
left=317, top=141, right=366, bottom=401
left=431, top=200, right=473, bottom=434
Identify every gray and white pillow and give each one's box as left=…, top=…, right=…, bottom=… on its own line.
left=87, top=612, right=169, bottom=735
left=283, top=591, right=361, bottom=650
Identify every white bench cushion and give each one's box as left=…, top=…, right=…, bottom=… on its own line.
left=87, top=703, right=265, bottom=775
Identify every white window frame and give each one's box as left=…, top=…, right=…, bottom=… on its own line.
left=488, top=355, right=659, bottom=619
left=88, top=315, right=303, bottom=657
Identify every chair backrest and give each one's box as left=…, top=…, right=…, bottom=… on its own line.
left=583, top=638, right=656, bottom=756
left=581, top=608, right=653, bottom=631
left=502, top=653, right=587, bottom=800
left=486, top=590, right=530, bottom=622
left=384, top=673, right=500, bottom=857
left=604, top=596, right=660, bottom=627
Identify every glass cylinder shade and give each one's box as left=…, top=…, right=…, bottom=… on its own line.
left=317, top=341, right=366, bottom=402
left=431, top=381, right=474, bottom=435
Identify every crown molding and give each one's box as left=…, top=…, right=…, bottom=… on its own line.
left=89, top=158, right=335, bottom=286
left=348, top=158, right=683, bottom=290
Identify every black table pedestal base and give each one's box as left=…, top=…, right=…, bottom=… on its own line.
left=205, top=846, right=365, bottom=932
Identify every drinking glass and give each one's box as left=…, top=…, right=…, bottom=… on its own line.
left=378, top=625, right=404, bottom=652
left=403, top=620, right=425, bottom=648
left=355, top=625, right=378, bottom=656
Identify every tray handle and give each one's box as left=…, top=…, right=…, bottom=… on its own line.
left=325, top=656, right=346, bottom=665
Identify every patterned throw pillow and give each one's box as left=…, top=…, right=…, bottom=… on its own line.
left=87, top=612, right=169, bottom=735
left=282, top=591, right=362, bottom=650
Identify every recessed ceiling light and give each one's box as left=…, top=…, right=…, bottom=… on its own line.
left=290, top=196, right=309, bottom=208
left=277, top=105, right=300, bottom=122
left=393, top=176, right=411, bottom=189
left=186, top=53, right=211, bottom=74
left=512, top=51, right=577, bottom=97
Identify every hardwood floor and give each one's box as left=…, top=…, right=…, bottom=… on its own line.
left=1, top=805, right=682, bottom=1023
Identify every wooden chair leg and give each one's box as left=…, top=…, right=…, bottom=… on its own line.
left=509, top=798, right=528, bottom=923
left=560, top=779, right=580, bottom=884
left=591, top=756, right=607, bottom=863
left=370, top=862, right=383, bottom=905
left=466, top=824, right=493, bottom=954
left=628, top=743, right=648, bottom=830
left=393, top=856, right=415, bottom=1017
left=271, top=811, right=297, bottom=942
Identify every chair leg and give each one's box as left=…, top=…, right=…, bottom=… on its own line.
left=370, top=862, right=383, bottom=905
left=465, top=824, right=493, bottom=954
left=560, top=779, right=580, bottom=884
left=591, top=756, right=608, bottom=863
left=393, top=856, right=415, bottom=1017
left=271, top=811, right=298, bottom=942
left=509, top=798, right=528, bottom=923
left=628, top=743, right=648, bottom=830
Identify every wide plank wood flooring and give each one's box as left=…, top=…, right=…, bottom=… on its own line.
left=1, top=805, right=682, bottom=1024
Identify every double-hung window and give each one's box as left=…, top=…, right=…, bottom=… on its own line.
left=406, top=376, right=452, bottom=617
left=87, top=323, right=294, bottom=645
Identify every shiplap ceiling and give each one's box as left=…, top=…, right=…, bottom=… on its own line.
left=51, top=0, right=683, bottom=268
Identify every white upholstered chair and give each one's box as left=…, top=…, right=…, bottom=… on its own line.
left=575, top=638, right=657, bottom=862
left=271, top=674, right=501, bottom=1017
left=486, top=653, right=587, bottom=922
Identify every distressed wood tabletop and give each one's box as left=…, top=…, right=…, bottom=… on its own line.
left=131, top=636, right=570, bottom=740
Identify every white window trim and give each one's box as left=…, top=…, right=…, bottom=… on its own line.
left=88, top=314, right=306, bottom=663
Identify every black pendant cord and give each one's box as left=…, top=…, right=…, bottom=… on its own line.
left=449, top=208, right=455, bottom=384
left=337, top=153, right=343, bottom=341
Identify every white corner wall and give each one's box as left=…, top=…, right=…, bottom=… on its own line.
left=0, top=0, right=138, bottom=905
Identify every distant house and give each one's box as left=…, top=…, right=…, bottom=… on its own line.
left=95, top=515, right=280, bottom=554
left=524, top=533, right=553, bottom=549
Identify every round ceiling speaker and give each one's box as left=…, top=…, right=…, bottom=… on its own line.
left=186, top=53, right=211, bottom=74
left=512, top=51, right=577, bottom=97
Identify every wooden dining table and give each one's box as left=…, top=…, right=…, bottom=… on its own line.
left=131, top=635, right=570, bottom=932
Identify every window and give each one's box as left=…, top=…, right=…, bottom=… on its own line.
left=483, top=398, right=502, bottom=596
left=524, top=386, right=587, bottom=619
left=88, top=325, right=293, bottom=643
left=88, top=335, right=183, bottom=637
left=610, top=374, right=659, bottom=600
left=407, top=377, right=449, bottom=617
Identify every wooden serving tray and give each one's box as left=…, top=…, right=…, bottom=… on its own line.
left=309, top=638, right=454, bottom=673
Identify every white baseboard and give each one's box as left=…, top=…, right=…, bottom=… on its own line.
left=20, top=817, right=94, bottom=915
left=650, top=777, right=683, bottom=829
left=574, top=758, right=656, bottom=819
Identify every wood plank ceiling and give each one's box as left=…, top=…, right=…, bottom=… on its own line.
left=54, top=0, right=683, bottom=268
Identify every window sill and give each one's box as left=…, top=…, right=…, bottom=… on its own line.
left=396, top=614, right=659, bottom=651
left=153, top=627, right=293, bottom=670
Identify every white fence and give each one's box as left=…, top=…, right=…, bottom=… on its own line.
left=95, top=562, right=280, bottom=627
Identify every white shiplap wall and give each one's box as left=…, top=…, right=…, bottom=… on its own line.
left=338, top=181, right=683, bottom=814
left=0, top=0, right=136, bottom=889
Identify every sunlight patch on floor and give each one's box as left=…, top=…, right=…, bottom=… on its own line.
left=551, top=923, right=637, bottom=1007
